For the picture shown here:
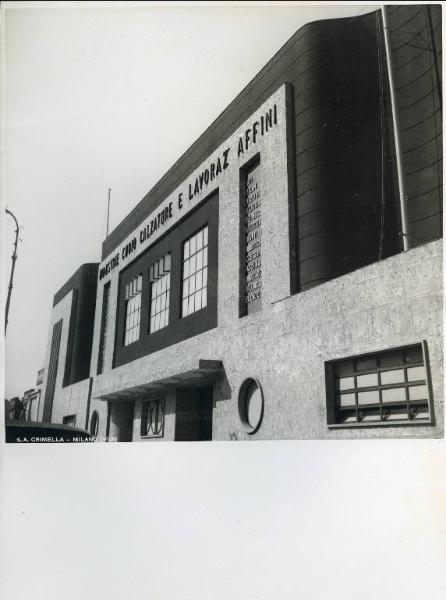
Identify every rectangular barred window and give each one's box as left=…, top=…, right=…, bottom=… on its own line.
left=326, top=343, right=433, bottom=427
left=124, top=275, right=142, bottom=346
left=182, top=226, right=208, bottom=317
left=149, top=254, right=171, bottom=333
left=97, top=282, right=110, bottom=374
left=141, top=398, right=165, bottom=438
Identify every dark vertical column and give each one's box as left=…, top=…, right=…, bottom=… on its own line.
left=42, top=320, right=63, bottom=423
left=63, top=291, right=78, bottom=386
left=97, top=282, right=111, bottom=374
left=198, top=386, right=213, bottom=441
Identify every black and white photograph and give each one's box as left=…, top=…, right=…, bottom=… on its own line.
left=3, top=2, right=443, bottom=443
left=1, top=2, right=445, bottom=599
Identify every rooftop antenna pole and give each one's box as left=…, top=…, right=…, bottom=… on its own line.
left=5, top=208, right=21, bottom=333
left=106, top=188, right=111, bottom=238
left=381, top=4, right=410, bottom=251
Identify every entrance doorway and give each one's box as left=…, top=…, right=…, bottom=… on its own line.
left=175, top=386, right=213, bottom=441
left=108, top=402, right=134, bottom=442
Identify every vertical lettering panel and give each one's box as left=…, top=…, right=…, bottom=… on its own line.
left=242, top=160, right=262, bottom=315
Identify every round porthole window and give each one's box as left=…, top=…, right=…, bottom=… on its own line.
left=90, top=410, right=99, bottom=437
left=238, top=378, right=264, bottom=434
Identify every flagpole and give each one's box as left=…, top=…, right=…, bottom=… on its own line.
left=381, top=4, right=410, bottom=251
left=106, top=188, right=111, bottom=238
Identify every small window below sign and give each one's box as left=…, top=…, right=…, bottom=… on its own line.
left=238, top=378, right=264, bottom=434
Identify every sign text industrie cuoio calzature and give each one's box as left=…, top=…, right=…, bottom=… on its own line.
left=99, top=103, right=279, bottom=281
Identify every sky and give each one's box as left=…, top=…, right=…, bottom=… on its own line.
left=3, top=2, right=376, bottom=397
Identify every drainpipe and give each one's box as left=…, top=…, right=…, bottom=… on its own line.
left=381, top=5, right=410, bottom=251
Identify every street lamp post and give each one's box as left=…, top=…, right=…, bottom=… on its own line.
left=5, top=208, right=21, bottom=333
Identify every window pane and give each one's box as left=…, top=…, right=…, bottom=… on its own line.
left=405, top=346, right=423, bottom=363
left=196, top=229, right=203, bottom=250
left=338, top=377, right=354, bottom=391
left=380, top=369, right=405, bottom=385
left=382, top=387, right=406, bottom=403
left=196, top=270, right=203, bottom=290
left=379, top=349, right=404, bottom=368
left=333, top=360, right=354, bottom=377
left=356, top=356, right=377, bottom=371
left=412, top=406, right=430, bottom=419
left=361, top=410, right=381, bottom=422
left=197, top=250, right=203, bottom=270
left=357, top=390, right=379, bottom=405
left=341, top=413, right=358, bottom=424
left=195, top=290, right=202, bottom=311
left=407, top=366, right=425, bottom=382
left=356, top=373, right=378, bottom=388
left=409, top=385, right=428, bottom=401
left=339, top=393, right=355, bottom=407
left=188, top=295, right=195, bottom=315
left=384, top=407, right=409, bottom=421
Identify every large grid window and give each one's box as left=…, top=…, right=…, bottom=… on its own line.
left=327, top=343, right=432, bottom=426
left=141, top=399, right=165, bottom=438
left=149, top=254, right=171, bottom=333
left=182, top=226, right=208, bottom=317
left=124, top=275, right=142, bottom=346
